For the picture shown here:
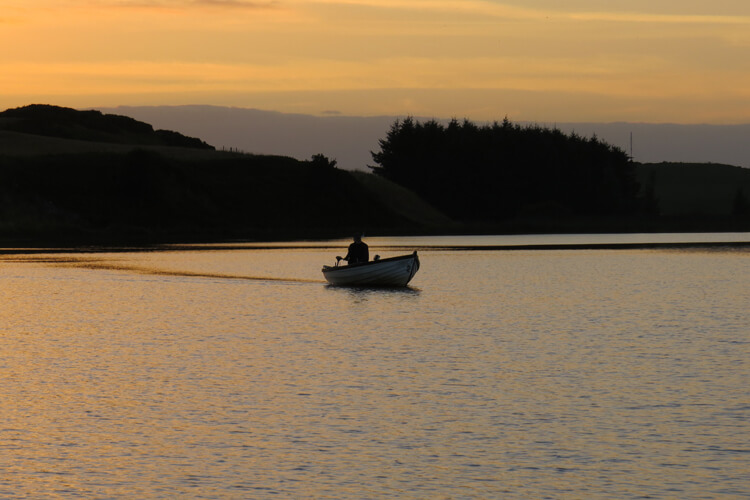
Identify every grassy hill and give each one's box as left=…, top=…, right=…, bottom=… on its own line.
left=0, top=129, right=237, bottom=161
left=636, top=162, right=750, bottom=216
left=0, top=105, right=452, bottom=244
left=0, top=149, right=454, bottom=244
left=349, top=171, right=456, bottom=229
left=0, top=104, right=214, bottom=149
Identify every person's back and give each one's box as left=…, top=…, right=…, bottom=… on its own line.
left=345, top=236, right=369, bottom=264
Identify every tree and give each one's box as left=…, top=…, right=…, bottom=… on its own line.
left=310, top=154, right=337, bottom=170
left=370, top=117, right=639, bottom=222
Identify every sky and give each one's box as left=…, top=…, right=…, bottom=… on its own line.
left=2, top=0, right=750, bottom=123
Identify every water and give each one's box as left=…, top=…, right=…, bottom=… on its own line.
left=1, top=235, right=749, bottom=498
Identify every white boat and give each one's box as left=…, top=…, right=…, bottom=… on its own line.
left=322, top=251, right=420, bottom=287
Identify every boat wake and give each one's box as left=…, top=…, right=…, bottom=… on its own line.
left=121, top=266, right=326, bottom=284
left=4, top=255, right=326, bottom=284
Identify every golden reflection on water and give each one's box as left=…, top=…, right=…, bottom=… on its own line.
left=1, top=245, right=748, bottom=498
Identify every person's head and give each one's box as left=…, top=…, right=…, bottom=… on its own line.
left=353, top=234, right=362, bottom=242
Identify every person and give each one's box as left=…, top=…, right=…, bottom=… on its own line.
left=344, top=234, right=369, bottom=264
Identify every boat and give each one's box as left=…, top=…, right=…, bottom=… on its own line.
left=322, top=251, right=420, bottom=287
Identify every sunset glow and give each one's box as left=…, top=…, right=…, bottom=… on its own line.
left=2, top=0, right=750, bottom=122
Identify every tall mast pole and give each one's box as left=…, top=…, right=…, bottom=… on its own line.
left=630, top=131, right=633, bottom=161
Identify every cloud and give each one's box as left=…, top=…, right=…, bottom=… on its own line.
left=306, top=0, right=545, bottom=19
left=5, top=55, right=737, bottom=101
left=191, top=0, right=280, bottom=8
left=307, top=0, right=750, bottom=25
left=95, top=0, right=280, bottom=10
left=569, top=11, right=750, bottom=25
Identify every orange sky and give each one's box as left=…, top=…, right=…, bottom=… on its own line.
left=2, top=0, right=750, bottom=123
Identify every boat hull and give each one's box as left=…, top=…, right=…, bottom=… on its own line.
left=322, top=252, right=420, bottom=287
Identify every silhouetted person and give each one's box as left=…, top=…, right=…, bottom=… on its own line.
left=344, top=235, right=369, bottom=264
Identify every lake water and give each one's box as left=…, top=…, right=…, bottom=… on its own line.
left=2, top=235, right=749, bottom=498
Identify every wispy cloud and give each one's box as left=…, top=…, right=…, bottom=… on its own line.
left=94, top=0, right=280, bottom=10
left=197, top=0, right=280, bottom=7
left=569, top=11, right=750, bottom=25
left=308, top=0, right=750, bottom=25
left=306, top=0, right=544, bottom=19
left=5, top=55, right=739, bottom=101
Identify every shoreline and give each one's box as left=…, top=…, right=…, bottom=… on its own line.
left=2, top=239, right=750, bottom=255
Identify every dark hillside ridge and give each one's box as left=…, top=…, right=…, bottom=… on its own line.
left=0, top=104, right=214, bottom=150
left=635, top=162, right=750, bottom=216
left=0, top=150, right=445, bottom=245
left=0, top=104, right=452, bottom=245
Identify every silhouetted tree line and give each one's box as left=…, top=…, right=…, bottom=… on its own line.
left=371, top=117, right=640, bottom=221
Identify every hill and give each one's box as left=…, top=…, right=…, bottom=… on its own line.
left=636, top=162, right=750, bottom=216
left=0, top=150, right=456, bottom=244
left=0, top=105, right=452, bottom=244
left=0, top=104, right=214, bottom=150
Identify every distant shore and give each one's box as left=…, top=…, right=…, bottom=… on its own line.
left=3, top=106, right=749, bottom=247
left=3, top=236, right=749, bottom=255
